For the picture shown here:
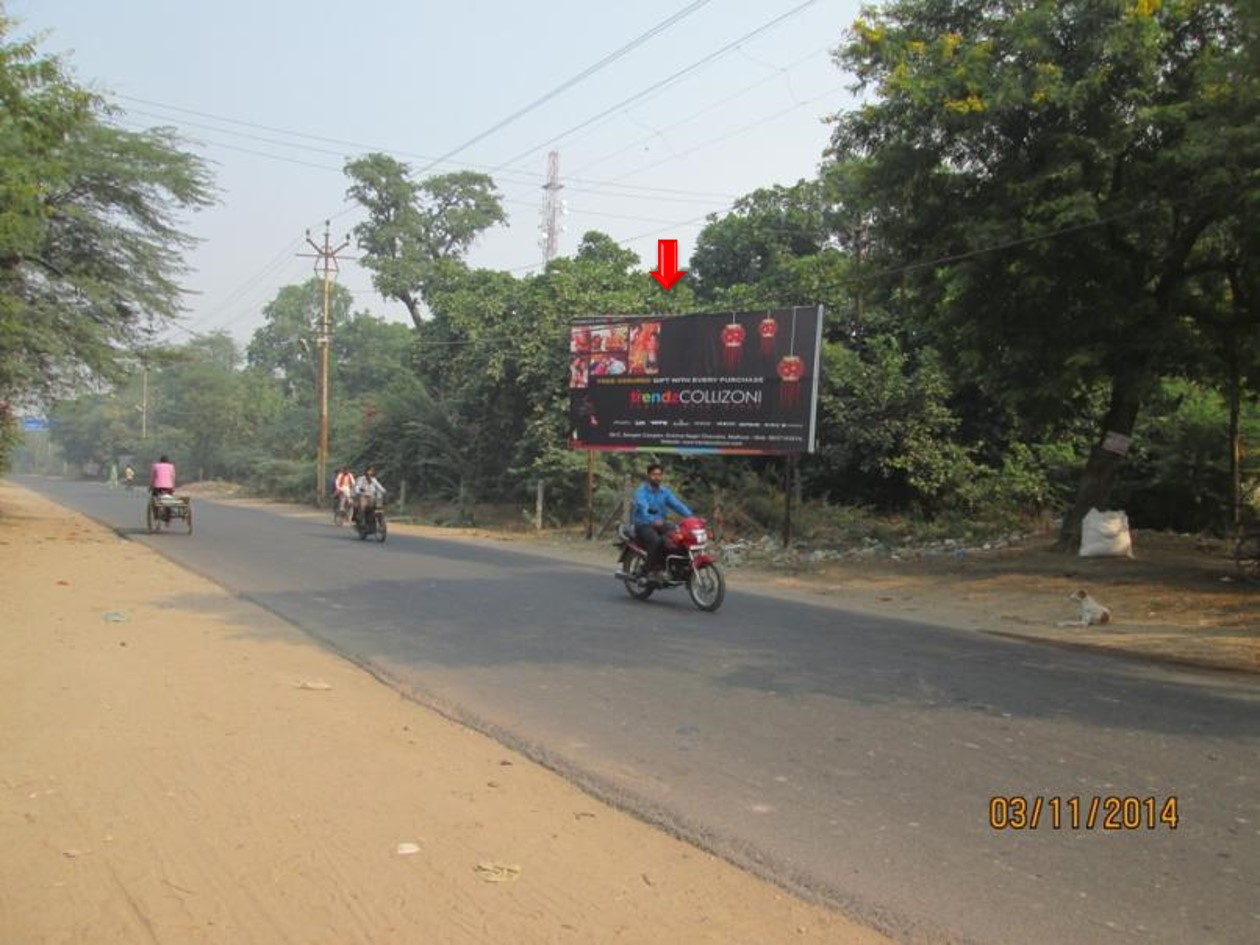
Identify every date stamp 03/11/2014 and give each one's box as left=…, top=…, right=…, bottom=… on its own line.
left=989, top=795, right=1180, bottom=831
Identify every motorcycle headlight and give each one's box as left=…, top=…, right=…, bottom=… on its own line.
left=691, top=529, right=707, bottom=545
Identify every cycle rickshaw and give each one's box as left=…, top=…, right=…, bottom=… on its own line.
left=146, top=492, right=193, bottom=535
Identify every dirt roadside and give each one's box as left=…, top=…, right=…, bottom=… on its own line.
left=3, top=480, right=1257, bottom=945
left=742, top=531, right=1260, bottom=677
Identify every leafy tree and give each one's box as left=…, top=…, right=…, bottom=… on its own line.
left=355, top=372, right=479, bottom=518
left=1111, top=378, right=1227, bottom=531
left=0, top=15, right=213, bottom=404
left=246, top=279, right=352, bottom=400
left=242, top=279, right=415, bottom=470
left=827, top=0, right=1260, bottom=546
left=0, top=15, right=91, bottom=273
left=47, top=391, right=135, bottom=471
left=150, top=333, right=251, bottom=478
left=344, top=154, right=506, bottom=328
left=690, top=169, right=964, bottom=511
left=817, top=334, right=976, bottom=511
left=690, top=180, right=830, bottom=300
left=334, top=312, right=414, bottom=400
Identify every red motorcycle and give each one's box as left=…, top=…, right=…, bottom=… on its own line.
left=614, top=516, right=726, bottom=612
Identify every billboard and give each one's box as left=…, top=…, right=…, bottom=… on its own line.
left=568, top=306, right=823, bottom=455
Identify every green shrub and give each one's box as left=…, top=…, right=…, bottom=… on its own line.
left=245, top=459, right=314, bottom=503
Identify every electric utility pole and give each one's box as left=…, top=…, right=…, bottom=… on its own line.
left=300, top=221, right=351, bottom=507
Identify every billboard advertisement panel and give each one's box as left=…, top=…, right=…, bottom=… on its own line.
left=568, top=306, right=823, bottom=455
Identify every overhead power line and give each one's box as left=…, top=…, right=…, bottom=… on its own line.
left=112, top=98, right=741, bottom=202
left=569, top=44, right=831, bottom=177
left=114, top=93, right=403, bottom=158
left=606, top=81, right=847, bottom=185
left=492, top=0, right=824, bottom=173
left=123, top=106, right=352, bottom=161
left=413, top=0, right=715, bottom=176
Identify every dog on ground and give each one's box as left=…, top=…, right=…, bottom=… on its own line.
left=1057, top=589, right=1112, bottom=627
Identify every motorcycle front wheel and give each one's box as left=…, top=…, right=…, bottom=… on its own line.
left=374, top=514, right=387, bottom=543
left=620, top=551, right=654, bottom=600
left=687, top=562, right=725, bottom=612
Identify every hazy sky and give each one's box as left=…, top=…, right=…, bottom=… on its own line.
left=10, top=0, right=865, bottom=345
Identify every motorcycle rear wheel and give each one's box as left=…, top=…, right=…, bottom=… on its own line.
left=687, top=562, right=725, bottom=612
left=621, top=551, right=655, bottom=600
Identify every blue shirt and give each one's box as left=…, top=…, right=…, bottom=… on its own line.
left=631, top=482, right=693, bottom=526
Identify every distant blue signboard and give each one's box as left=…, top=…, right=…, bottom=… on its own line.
left=21, top=417, right=49, bottom=432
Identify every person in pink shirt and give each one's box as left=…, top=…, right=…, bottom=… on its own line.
left=149, top=455, right=176, bottom=496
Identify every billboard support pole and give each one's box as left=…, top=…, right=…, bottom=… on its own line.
left=782, top=455, right=797, bottom=549
left=585, top=450, right=595, bottom=540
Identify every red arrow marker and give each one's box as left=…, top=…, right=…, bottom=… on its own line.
left=651, top=239, right=687, bottom=291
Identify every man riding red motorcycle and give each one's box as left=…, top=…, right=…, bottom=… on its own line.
left=615, top=463, right=726, bottom=612
left=632, top=462, right=692, bottom=584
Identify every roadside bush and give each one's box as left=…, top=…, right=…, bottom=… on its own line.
left=1112, top=380, right=1249, bottom=533
left=951, top=441, right=1080, bottom=524
left=0, top=406, right=19, bottom=475
left=244, top=458, right=314, bottom=503
left=213, top=445, right=275, bottom=485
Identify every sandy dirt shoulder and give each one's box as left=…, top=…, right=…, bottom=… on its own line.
left=0, top=480, right=893, bottom=945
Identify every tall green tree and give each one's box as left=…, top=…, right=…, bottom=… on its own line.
left=47, top=391, right=135, bottom=471
left=690, top=180, right=831, bottom=300
left=334, top=312, right=413, bottom=399
left=243, top=279, right=415, bottom=469
left=0, top=15, right=214, bottom=411
left=246, top=279, right=354, bottom=401
left=152, top=333, right=250, bottom=478
left=827, top=0, right=1260, bottom=546
left=344, top=155, right=506, bottom=329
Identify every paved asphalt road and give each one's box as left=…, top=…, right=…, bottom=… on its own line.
left=20, top=477, right=1260, bottom=945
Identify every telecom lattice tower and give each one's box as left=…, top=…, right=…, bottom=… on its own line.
left=539, top=150, right=564, bottom=262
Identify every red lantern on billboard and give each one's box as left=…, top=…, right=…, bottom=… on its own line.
left=777, top=355, right=805, bottom=408
left=720, top=320, right=746, bottom=371
left=758, top=315, right=778, bottom=357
